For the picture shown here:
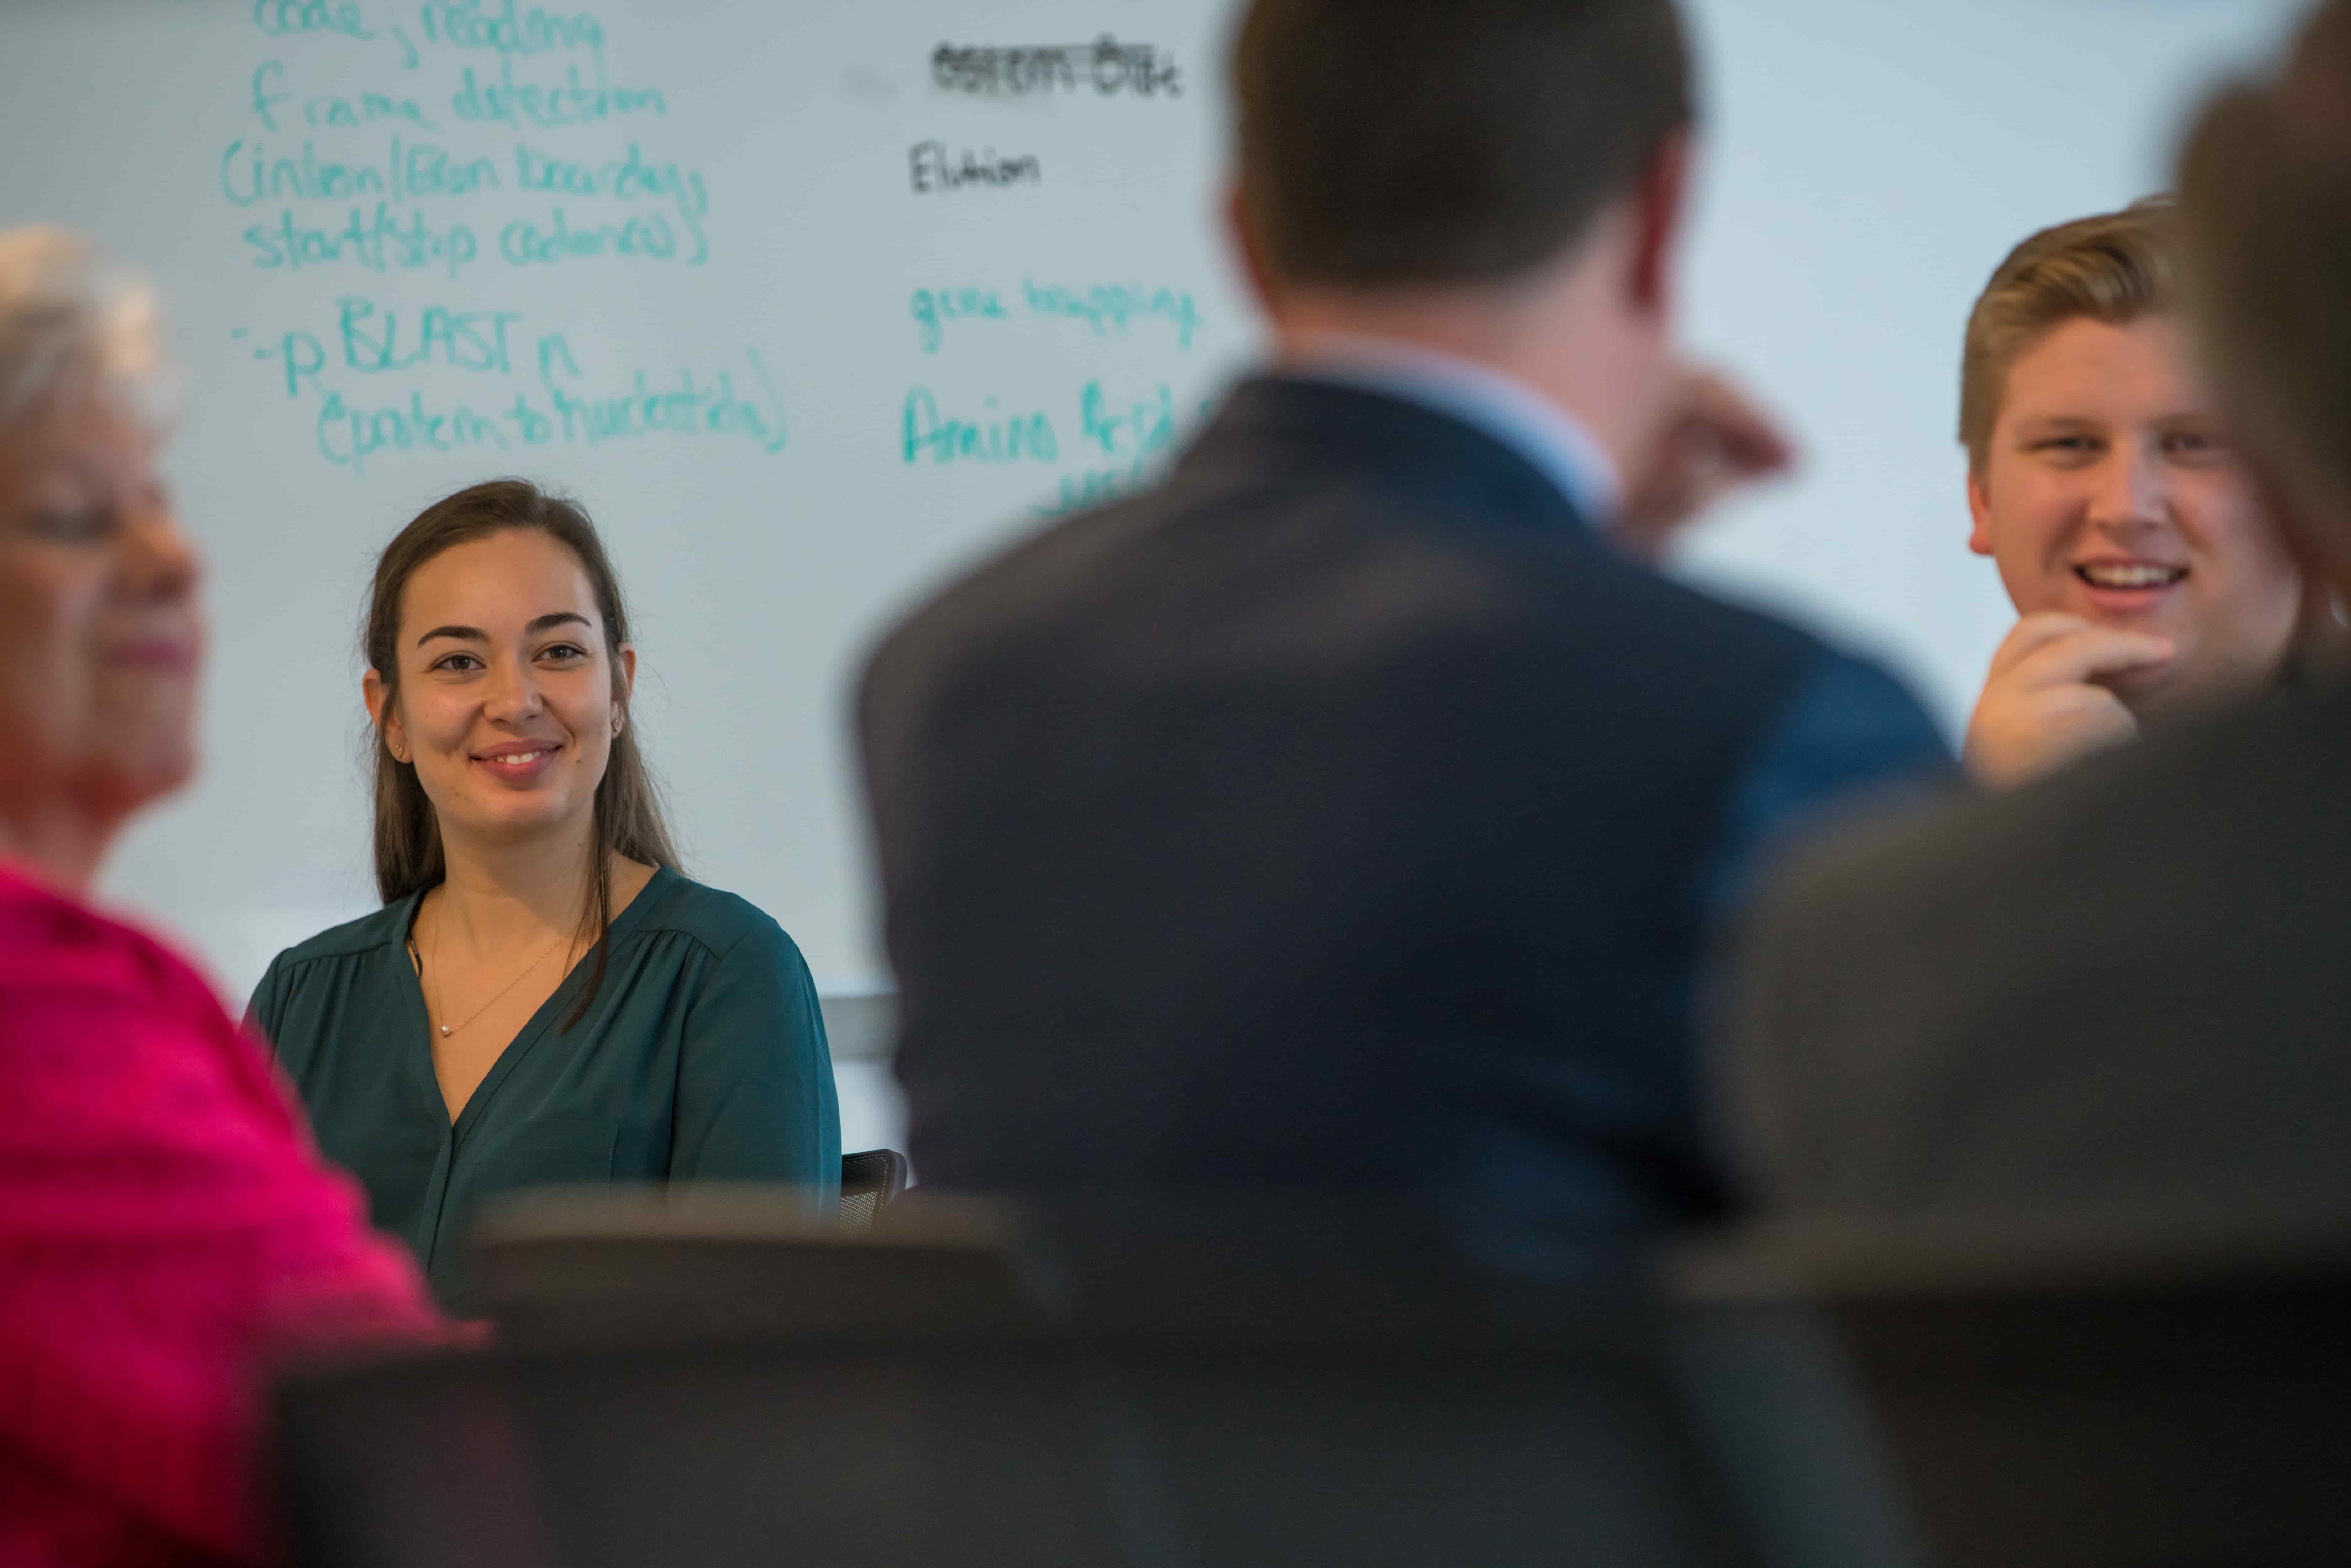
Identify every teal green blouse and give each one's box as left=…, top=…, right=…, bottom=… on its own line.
left=248, top=867, right=840, bottom=1297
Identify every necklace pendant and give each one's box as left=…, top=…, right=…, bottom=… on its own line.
left=440, top=1025, right=452, bottom=1036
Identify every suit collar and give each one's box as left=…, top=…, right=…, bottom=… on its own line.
left=1281, top=337, right=1622, bottom=524
left=1180, top=375, right=1601, bottom=545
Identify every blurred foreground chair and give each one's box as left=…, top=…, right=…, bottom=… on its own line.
left=274, top=1194, right=1807, bottom=1568
left=1670, top=1213, right=2351, bottom=1568
left=839, top=1147, right=910, bottom=1228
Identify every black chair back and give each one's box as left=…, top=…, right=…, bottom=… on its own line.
left=277, top=1198, right=1780, bottom=1568
left=1671, top=1214, right=2351, bottom=1568
left=458, top=1188, right=1029, bottom=1347
left=839, top=1147, right=910, bottom=1228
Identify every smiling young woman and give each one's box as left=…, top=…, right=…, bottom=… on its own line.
left=1957, top=202, right=2310, bottom=787
left=245, top=479, right=839, bottom=1299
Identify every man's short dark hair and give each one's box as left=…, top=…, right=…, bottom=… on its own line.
left=1233, top=0, right=1693, bottom=287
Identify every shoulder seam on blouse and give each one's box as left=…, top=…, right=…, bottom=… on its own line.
left=268, top=929, right=404, bottom=971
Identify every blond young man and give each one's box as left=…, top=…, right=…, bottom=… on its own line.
left=1958, top=204, right=2303, bottom=787
left=1726, top=0, right=2351, bottom=1220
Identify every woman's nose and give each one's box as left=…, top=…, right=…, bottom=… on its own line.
left=121, top=494, right=201, bottom=602
left=482, top=657, right=545, bottom=718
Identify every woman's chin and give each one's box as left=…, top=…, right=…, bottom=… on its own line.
left=94, top=736, right=197, bottom=810
left=443, top=794, right=588, bottom=845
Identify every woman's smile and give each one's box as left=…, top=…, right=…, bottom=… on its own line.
left=470, top=740, right=564, bottom=785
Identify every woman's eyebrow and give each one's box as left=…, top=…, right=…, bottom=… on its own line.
left=414, top=624, right=486, bottom=648
left=415, top=613, right=590, bottom=648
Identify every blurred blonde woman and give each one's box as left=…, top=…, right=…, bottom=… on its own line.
left=0, top=227, right=442, bottom=1564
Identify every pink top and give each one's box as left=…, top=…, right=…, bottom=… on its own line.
left=0, top=863, right=444, bottom=1567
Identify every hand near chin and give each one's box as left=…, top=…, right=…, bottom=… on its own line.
left=1614, top=366, right=1796, bottom=559
left=1964, top=613, right=2175, bottom=789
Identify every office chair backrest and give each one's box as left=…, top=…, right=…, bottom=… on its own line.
left=839, top=1148, right=910, bottom=1229
left=277, top=1322, right=1762, bottom=1568
left=1671, top=1213, right=2351, bottom=1568
left=461, top=1187, right=1032, bottom=1347
left=279, top=1201, right=1781, bottom=1568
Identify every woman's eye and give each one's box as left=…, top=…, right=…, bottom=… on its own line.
left=539, top=642, right=588, bottom=663
left=2166, top=431, right=2224, bottom=457
left=432, top=653, right=484, bottom=673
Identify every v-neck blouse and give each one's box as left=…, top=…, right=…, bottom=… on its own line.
left=246, top=868, right=840, bottom=1297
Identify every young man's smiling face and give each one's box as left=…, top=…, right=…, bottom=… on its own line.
left=1969, top=313, right=2301, bottom=706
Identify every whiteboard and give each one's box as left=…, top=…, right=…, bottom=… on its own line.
left=0, top=0, right=2304, bottom=1021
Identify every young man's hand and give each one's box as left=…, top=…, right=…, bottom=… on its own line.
left=1964, top=612, right=2174, bottom=788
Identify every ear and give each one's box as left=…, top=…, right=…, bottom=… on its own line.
left=614, top=644, right=637, bottom=724
left=1227, top=181, right=1282, bottom=324
left=362, top=668, right=405, bottom=760
left=1966, top=469, right=1996, bottom=556
left=1626, top=130, right=1694, bottom=317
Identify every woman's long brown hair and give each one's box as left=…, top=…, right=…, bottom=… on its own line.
left=363, top=478, right=679, bottom=1028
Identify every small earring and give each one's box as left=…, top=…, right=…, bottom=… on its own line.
left=611, top=713, right=624, bottom=737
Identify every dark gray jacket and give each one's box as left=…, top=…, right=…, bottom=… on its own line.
left=860, top=374, right=1949, bottom=1265
left=1724, top=679, right=2351, bottom=1218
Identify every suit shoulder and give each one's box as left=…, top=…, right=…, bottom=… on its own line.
left=1373, top=497, right=1830, bottom=666
left=863, top=462, right=1836, bottom=725
left=860, top=490, right=1162, bottom=701
left=1420, top=533, right=1840, bottom=719
left=1555, top=550, right=1828, bottom=659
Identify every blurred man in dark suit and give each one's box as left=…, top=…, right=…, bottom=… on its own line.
left=1723, top=0, right=2351, bottom=1221
left=860, top=0, right=1950, bottom=1272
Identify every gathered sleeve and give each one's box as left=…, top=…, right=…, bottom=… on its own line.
left=670, top=919, right=842, bottom=1197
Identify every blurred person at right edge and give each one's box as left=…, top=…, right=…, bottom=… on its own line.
left=0, top=225, right=444, bottom=1567
left=1722, top=0, right=2351, bottom=1219
left=1956, top=202, right=2321, bottom=789
left=860, top=0, right=1952, bottom=1282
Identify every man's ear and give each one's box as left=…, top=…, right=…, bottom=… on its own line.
left=1967, top=469, right=1996, bottom=555
left=1627, top=130, right=1693, bottom=317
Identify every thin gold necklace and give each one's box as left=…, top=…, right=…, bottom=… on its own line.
left=412, top=913, right=569, bottom=1039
